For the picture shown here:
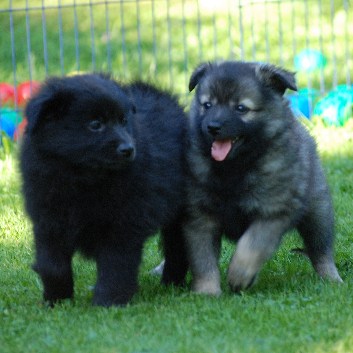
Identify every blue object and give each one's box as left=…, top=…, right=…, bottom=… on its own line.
left=313, top=86, right=353, bottom=126
left=0, top=108, right=22, bottom=139
left=294, top=49, right=327, bottom=72
left=287, top=89, right=319, bottom=118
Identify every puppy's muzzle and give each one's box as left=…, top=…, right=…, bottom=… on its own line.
left=117, top=143, right=135, bottom=160
left=207, top=121, right=222, bottom=137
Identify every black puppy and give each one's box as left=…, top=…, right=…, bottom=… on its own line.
left=20, top=74, right=187, bottom=306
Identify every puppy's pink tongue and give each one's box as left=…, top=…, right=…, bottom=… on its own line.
left=211, top=140, right=232, bottom=161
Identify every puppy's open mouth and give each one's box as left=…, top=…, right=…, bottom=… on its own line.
left=211, top=137, right=243, bottom=161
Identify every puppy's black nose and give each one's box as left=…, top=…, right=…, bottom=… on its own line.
left=207, top=121, right=222, bottom=136
left=117, top=143, right=135, bottom=160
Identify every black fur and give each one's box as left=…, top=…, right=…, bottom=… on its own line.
left=20, top=74, right=187, bottom=306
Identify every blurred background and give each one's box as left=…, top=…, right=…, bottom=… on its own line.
left=0, top=0, right=352, bottom=140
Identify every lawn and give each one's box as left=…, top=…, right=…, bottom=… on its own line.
left=1, top=0, right=353, bottom=352
left=1, top=123, right=353, bottom=353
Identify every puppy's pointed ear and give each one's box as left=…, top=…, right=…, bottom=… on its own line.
left=256, top=64, right=297, bottom=95
left=188, top=62, right=211, bottom=92
left=25, top=81, right=73, bottom=134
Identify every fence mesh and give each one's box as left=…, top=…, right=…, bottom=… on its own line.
left=0, top=0, right=352, bottom=113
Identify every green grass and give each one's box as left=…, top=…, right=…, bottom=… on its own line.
left=1, top=1, right=353, bottom=351
left=1, top=124, right=353, bottom=353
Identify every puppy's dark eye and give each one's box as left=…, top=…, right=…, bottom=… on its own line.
left=131, top=105, right=137, bottom=114
left=235, top=104, right=250, bottom=113
left=88, top=120, right=105, bottom=132
left=203, top=102, right=212, bottom=110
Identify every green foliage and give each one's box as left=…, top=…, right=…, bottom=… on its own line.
left=1, top=125, right=353, bottom=353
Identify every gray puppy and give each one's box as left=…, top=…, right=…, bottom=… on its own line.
left=183, top=60, right=342, bottom=295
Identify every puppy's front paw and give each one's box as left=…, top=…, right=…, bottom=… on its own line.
left=192, top=275, right=222, bottom=296
left=227, top=261, right=257, bottom=293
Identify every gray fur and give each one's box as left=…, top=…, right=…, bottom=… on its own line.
left=184, top=60, right=342, bottom=294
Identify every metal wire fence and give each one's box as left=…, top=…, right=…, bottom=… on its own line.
left=0, top=0, right=352, bottom=110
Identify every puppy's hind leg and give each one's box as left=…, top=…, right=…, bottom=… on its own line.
left=297, top=202, right=343, bottom=283
left=161, top=213, right=189, bottom=286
